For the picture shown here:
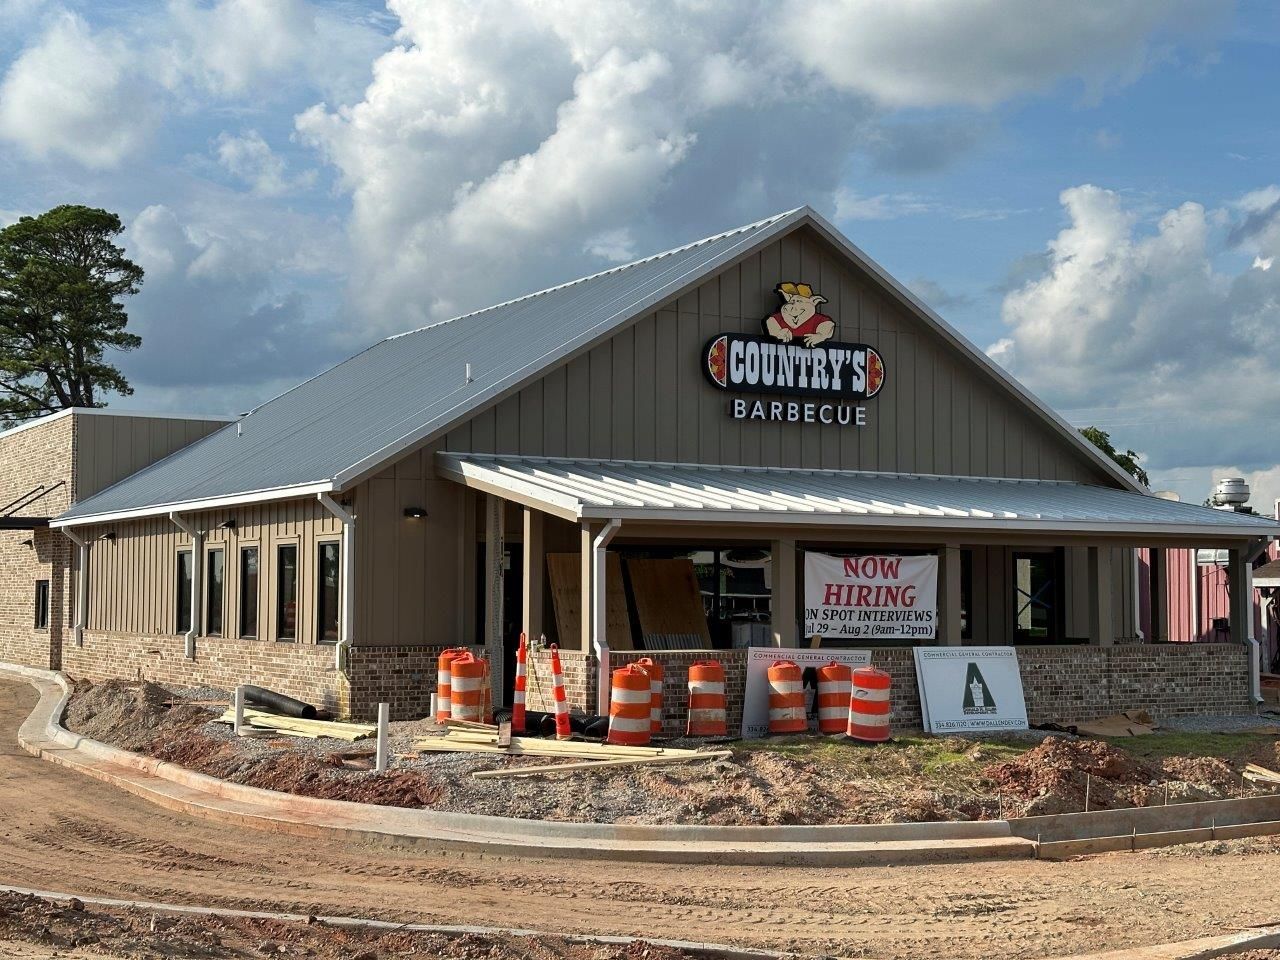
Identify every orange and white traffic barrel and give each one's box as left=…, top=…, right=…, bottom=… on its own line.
left=512, top=633, right=528, bottom=734
left=767, top=660, right=806, bottom=734
left=549, top=643, right=572, bottom=740
left=449, top=652, right=488, bottom=723
left=636, top=656, right=664, bottom=735
left=435, top=646, right=469, bottom=722
left=847, top=666, right=891, bottom=742
left=686, top=659, right=727, bottom=737
left=608, top=663, right=652, bottom=746
left=816, top=661, right=852, bottom=734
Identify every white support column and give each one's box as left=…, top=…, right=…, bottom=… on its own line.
left=1228, top=544, right=1263, bottom=704
left=318, top=494, right=356, bottom=672
left=941, top=544, right=962, bottom=646
left=591, top=520, right=622, bottom=716
left=170, top=512, right=202, bottom=659
left=62, top=528, right=88, bottom=648
left=484, top=495, right=505, bottom=702
left=522, top=508, right=544, bottom=641
left=1088, top=546, right=1114, bottom=646
left=770, top=539, right=797, bottom=648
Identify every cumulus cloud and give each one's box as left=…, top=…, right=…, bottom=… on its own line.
left=215, top=130, right=315, bottom=196
left=0, top=13, right=155, bottom=167
left=792, top=0, right=1226, bottom=108
left=993, top=183, right=1280, bottom=480
left=294, top=0, right=1220, bottom=332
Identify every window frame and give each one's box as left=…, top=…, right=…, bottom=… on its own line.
left=1011, top=548, right=1067, bottom=645
left=34, top=579, right=50, bottom=630
left=316, top=539, right=342, bottom=645
left=205, top=546, right=225, bottom=638
left=176, top=548, right=194, bottom=635
left=275, top=541, right=300, bottom=643
left=238, top=543, right=260, bottom=639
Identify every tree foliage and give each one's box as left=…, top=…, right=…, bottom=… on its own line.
left=1080, top=425, right=1150, bottom=487
left=0, top=204, right=143, bottom=424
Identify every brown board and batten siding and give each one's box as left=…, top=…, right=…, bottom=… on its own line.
left=73, top=415, right=229, bottom=501
left=346, top=224, right=1134, bottom=649
left=86, top=499, right=341, bottom=646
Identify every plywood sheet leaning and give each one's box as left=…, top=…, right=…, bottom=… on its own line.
left=626, top=558, right=711, bottom=647
left=546, top=552, right=633, bottom=650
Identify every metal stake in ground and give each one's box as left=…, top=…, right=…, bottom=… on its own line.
left=375, top=703, right=389, bottom=774
left=1085, top=773, right=1091, bottom=813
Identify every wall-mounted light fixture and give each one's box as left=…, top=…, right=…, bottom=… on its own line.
left=218, top=519, right=236, bottom=530
left=99, top=531, right=116, bottom=543
left=403, top=506, right=427, bottom=519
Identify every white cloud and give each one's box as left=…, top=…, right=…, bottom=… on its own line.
left=0, top=13, right=154, bottom=167
left=215, top=130, right=315, bottom=196
left=583, top=227, right=636, bottom=263
left=791, top=0, right=1226, bottom=108
left=994, top=183, right=1280, bottom=476
left=301, top=1, right=1209, bottom=331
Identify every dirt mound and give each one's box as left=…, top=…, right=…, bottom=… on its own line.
left=0, top=890, right=701, bottom=959
left=206, top=750, right=446, bottom=807
left=981, top=736, right=1161, bottom=816
left=62, top=679, right=214, bottom=752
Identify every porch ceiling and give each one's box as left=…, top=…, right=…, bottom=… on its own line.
left=435, top=453, right=1280, bottom=541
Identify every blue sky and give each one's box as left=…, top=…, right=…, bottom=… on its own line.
left=2, top=0, right=1279, bottom=506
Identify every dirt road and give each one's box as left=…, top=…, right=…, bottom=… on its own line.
left=2, top=678, right=1279, bottom=959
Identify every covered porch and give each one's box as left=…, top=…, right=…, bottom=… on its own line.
left=438, top=453, right=1280, bottom=724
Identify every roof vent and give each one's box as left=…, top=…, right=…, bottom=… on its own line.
left=1211, top=477, right=1250, bottom=510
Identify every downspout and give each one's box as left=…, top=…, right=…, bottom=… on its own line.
left=62, top=528, right=88, bottom=647
left=170, top=513, right=201, bottom=659
left=1246, top=538, right=1271, bottom=706
left=591, top=519, right=622, bottom=716
left=318, top=493, right=354, bottom=673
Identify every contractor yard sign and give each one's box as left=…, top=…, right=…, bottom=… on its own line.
left=913, top=647, right=1029, bottom=733
left=804, top=552, right=938, bottom=640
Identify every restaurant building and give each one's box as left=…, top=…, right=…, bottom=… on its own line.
left=42, top=207, right=1280, bottom=729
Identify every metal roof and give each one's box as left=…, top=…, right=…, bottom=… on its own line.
left=437, top=453, right=1280, bottom=539
left=57, top=205, right=1141, bottom=525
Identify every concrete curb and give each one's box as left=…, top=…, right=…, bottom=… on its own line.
left=4, top=665, right=1033, bottom=866
left=0, top=885, right=794, bottom=959
left=1060, top=924, right=1280, bottom=959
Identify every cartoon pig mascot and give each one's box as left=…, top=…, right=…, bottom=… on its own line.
left=765, top=282, right=835, bottom=347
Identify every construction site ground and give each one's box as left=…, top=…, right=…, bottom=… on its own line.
left=62, top=678, right=1280, bottom=825
left=5, top=676, right=1280, bottom=958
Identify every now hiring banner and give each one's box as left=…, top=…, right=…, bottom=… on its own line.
left=804, top=552, right=939, bottom=641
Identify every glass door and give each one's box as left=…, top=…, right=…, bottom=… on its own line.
left=1012, top=550, right=1065, bottom=644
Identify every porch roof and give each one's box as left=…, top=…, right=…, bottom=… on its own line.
left=437, top=453, right=1280, bottom=540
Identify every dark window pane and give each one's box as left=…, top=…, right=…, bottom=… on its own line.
left=34, top=580, right=50, bottom=630
left=277, top=545, right=297, bottom=641
left=1013, top=552, right=1061, bottom=644
left=206, top=549, right=224, bottom=637
left=239, top=547, right=258, bottom=638
left=317, top=542, right=341, bottom=644
left=176, top=551, right=193, bottom=633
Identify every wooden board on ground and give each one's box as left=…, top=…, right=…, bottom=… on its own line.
left=626, top=558, right=711, bottom=647
left=546, top=552, right=633, bottom=650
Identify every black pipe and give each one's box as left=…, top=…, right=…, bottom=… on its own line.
left=240, top=684, right=317, bottom=719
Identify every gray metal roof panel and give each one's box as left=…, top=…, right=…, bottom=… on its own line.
left=439, top=454, right=1280, bottom=536
left=60, top=209, right=803, bottom=521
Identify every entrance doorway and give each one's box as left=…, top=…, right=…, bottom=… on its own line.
left=475, top=545, right=523, bottom=707
left=1012, top=549, right=1065, bottom=644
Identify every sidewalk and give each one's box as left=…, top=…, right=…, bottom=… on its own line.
left=5, top=663, right=1032, bottom=866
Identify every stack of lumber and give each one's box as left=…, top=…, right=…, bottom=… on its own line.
left=216, top=708, right=375, bottom=741
left=414, top=725, right=730, bottom=779
left=1243, top=763, right=1280, bottom=788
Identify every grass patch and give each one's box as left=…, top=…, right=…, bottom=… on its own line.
left=734, top=734, right=1032, bottom=789
left=1104, top=731, right=1275, bottom=763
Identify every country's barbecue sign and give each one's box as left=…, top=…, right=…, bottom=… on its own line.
left=703, top=282, right=885, bottom=425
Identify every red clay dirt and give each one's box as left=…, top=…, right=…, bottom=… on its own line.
left=8, top=677, right=1280, bottom=960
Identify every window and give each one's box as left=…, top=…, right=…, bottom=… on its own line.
left=176, top=550, right=193, bottom=634
left=1012, top=550, right=1065, bottom=644
left=317, top=541, right=341, bottom=644
left=34, top=580, right=49, bottom=630
left=205, top=548, right=225, bottom=637
left=276, top=544, right=298, bottom=641
left=239, top=546, right=259, bottom=638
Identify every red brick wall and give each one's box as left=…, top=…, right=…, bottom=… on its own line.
left=528, top=643, right=1252, bottom=734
